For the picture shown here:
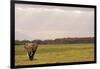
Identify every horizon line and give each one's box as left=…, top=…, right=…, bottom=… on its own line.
left=15, top=36, right=94, bottom=41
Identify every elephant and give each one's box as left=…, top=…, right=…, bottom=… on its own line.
left=24, top=43, right=38, bottom=61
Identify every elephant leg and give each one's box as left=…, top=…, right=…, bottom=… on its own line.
left=28, top=48, right=37, bottom=61
left=28, top=51, right=33, bottom=61
left=32, top=50, right=36, bottom=59
left=29, top=56, right=33, bottom=61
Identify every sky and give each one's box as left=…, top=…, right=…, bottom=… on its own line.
left=15, top=4, right=94, bottom=40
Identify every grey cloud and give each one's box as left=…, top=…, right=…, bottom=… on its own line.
left=15, top=4, right=94, bottom=40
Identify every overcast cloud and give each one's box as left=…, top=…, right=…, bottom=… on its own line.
left=15, top=4, right=94, bottom=40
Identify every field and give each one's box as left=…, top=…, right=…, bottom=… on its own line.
left=15, top=43, right=94, bottom=66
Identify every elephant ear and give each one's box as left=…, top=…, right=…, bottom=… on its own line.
left=32, top=43, right=38, bottom=51
left=24, top=43, right=33, bottom=51
left=24, top=43, right=29, bottom=50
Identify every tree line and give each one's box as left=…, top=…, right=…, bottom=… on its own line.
left=15, top=37, right=94, bottom=45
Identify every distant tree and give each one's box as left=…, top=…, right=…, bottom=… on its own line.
left=15, top=37, right=94, bottom=46
left=15, top=40, right=22, bottom=45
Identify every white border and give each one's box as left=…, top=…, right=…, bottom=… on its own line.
left=0, top=0, right=99, bottom=69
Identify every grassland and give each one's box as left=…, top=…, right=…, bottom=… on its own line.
left=15, top=43, right=94, bottom=66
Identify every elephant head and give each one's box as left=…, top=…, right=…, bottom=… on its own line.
left=24, top=43, right=38, bottom=61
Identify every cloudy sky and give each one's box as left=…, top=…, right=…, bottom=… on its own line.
left=15, top=4, right=94, bottom=40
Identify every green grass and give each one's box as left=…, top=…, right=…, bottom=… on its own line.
left=15, top=43, right=94, bottom=66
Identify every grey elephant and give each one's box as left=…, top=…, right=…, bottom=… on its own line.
left=24, top=43, right=38, bottom=61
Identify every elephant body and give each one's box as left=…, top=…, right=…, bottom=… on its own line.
left=24, top=43, right=38, bottom=61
